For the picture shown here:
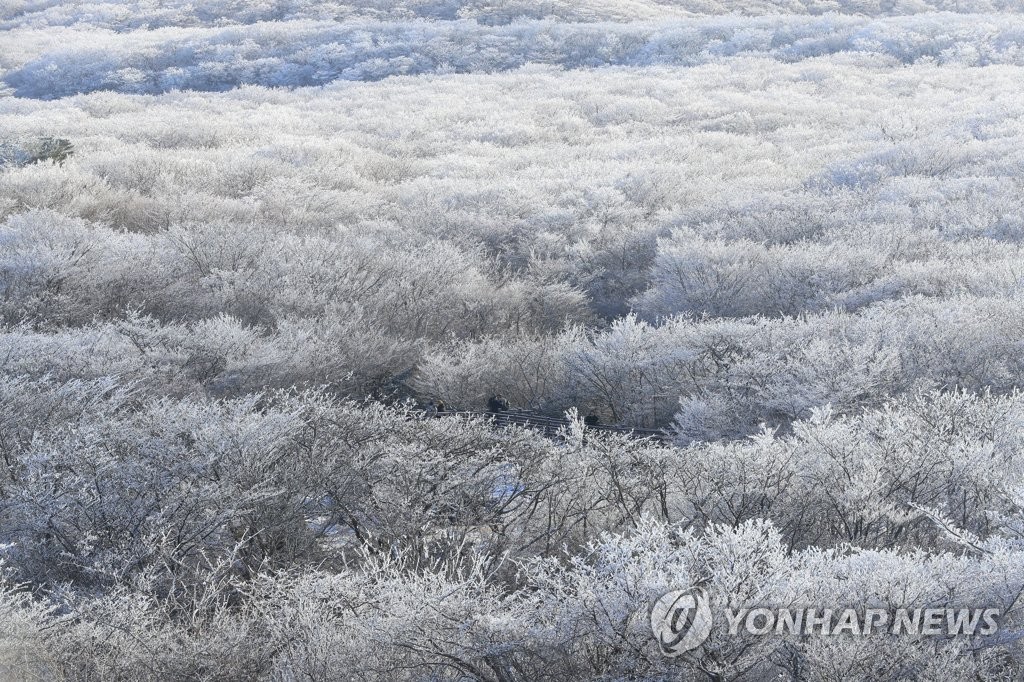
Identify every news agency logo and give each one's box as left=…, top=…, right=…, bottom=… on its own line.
left=649, top=588, right=1002, bottom=657
left=650, top=587, right=714, bottom=656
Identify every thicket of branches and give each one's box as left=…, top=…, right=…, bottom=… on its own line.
left=2, top=0, right=1024, bottom=678
left=1, top=383, right=1023, bottom=679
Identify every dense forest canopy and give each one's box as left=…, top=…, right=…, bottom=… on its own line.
left=1, top=0, right=1024, bottom=679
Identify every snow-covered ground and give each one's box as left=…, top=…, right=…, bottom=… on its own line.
left=2, top=1, right=1024, bottom=679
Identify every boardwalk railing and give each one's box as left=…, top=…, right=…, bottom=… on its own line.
left=428, top=409, right=672, bottom=442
